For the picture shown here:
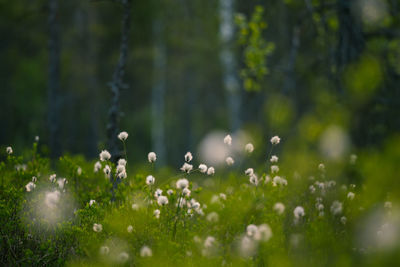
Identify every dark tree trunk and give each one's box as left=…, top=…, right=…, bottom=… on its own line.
left=336, top=0, right=365, bottom=69
left=47, top=0, right=61, bottom=159
left=151, top=18, right=167, bottom=166
left=107, top=0, right=131, bottom=159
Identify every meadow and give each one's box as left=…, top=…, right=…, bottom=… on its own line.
left=1, top=132, right=399, bottom=267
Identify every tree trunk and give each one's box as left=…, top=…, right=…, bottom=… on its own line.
left=219, top=0, right=241, bottom=131
left=336, top=0, right=365, bottom=69
left=107, top=0, right=131, bottom=159
left=47, top=0, right=61, bottom=159
left=151, top=18, right=167, bottom=166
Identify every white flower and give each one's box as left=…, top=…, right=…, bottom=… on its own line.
left=191, top=201, right=201, bottom=210
left=118, top=131, right=128, bottom=141
left=182, top=188, right=191, bottom=197
left=49, top=174, right=57, bottom=183
left=99, top=246, right=109, bottom=255
left=89, top=200, right=96, bottom=206
left=271, top=165, right=279, bottom=173
left=148, top=152, right=157, bottom=163
left=103, top=165, right=111, bottom=178
left=77, top=167, right=82, bottom=176
left=93, top=223, right=103, bottom=232
left=176, top=178, right=189, bottom=189
left=224, top=134, right=232, bottom=145
left=219, top=193, right=227, bottom=200
left=118, top=158, right=127, bottom=166
left=264, top=175, right=271, bottom=184
left=184, top=152, right=193, bottom=162
left=57, top=178, right=68, bottom=189
left=226, top=156, right=234, bottom=166
left=270, top=155, right=278, bottom=163
left=246, top=224, right=258, bottom=237
left=32, top=176, right=37, bottom=182
left=117, top=252, right=129, bottom=263
left=180, top=163, right=193, bottom=173
left=118, top=171, right=127, bottom=179
left=245, top=143, right=254, bottom=153
left=167, top=189, right=174, bottom=195
left=140, top=246, right=153, bottom=257
left=127, top=225, right=133, bottom=233
left=249, top=174, right=258, bottom=186
left=35, top=136, right=39, bottom=142
left=207, top=167, right=215, bottom=175
left=116, top=164, right=125, bottom=174
left=270, top=136, right=280, bottom=145
left=245, top=168, right=254, bottom=176
left=6, top=146, right=13, bottom=154
left=94, top=161, right=101, bottom=173
left=199, top=164, right=208, bottom=173
left=157, top=195, right=169, bottom=206
left=132, top=203, right=140, bottom=210
left=294, top=206, right=305, bottom=219
left=257, top=224, right=273, bottom=242
left=206, top=212, right=219, bottom=222
left=330, top=201, right=343, bottom=215
left=99, top=150, right=111, bottom=161
left=273, top=176, right=287, bottom=186
left=154, top=188, right=163, bottom=198
left=25, top=182, right=36, bottom=192
left=274, top=202, right=285, bottom=215
left=347, top=192, right=355, bottom=200
left=146, top=175, right=155, bottom=185
left=340, top=216, right=347, bottom=225
left=153, top=209, right=160, bottom=219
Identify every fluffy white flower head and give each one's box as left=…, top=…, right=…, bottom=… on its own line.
left=294, top=206, right=305, bottom=219
left=245, top=168, right=254, bottom=176
left=99, top=150, right=111, bottom=161
left=176, top=178, right=189, bottom=189
left=224, top=134, right=232, bottom=145
left=274, top=202, right=285, bottom=215
left=207, top=167, right=215, bottom=175
left=118, top=158, right=127, bottom=166
left=270, top=155, right=278, bottom=163
left=140, top=246, right=153, bottom=257
left=93, top=223, right=103, bottom=232
left=180, top=163, right=193, bottom=173
left=25, top=182, right=36, bottom=192
left=146, top=175, right=155, bottom=185
left=199, top=164, right=207, bottom=173
left=270, top=136, right=281, bottom=145
left=118, top=131, right=128, bottom=141
left=184, top=152, right=193, bottom=162
left=94, top=161, right=101, bottom=173
left=148, top=152, right=157, bottom=163
left=245, top=143, right=254, bottom=153
left=157, top=196, right=169, bottom=206
left=226, top=156, right=234, bottom=166
left=6, top=146, right=13, bottom=155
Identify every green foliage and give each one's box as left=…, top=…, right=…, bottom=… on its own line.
left=235, top=6, right=275, bottom=92
left=1, top=134, right=400, bottom=266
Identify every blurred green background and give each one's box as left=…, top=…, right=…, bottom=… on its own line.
left=1, top=0, right=400, bottom=165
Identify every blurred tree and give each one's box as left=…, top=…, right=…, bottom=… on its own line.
left=107, top=0, right=131, bottom=159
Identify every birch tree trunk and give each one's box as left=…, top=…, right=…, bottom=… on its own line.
left=219, top=0, right=241, bottom=131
